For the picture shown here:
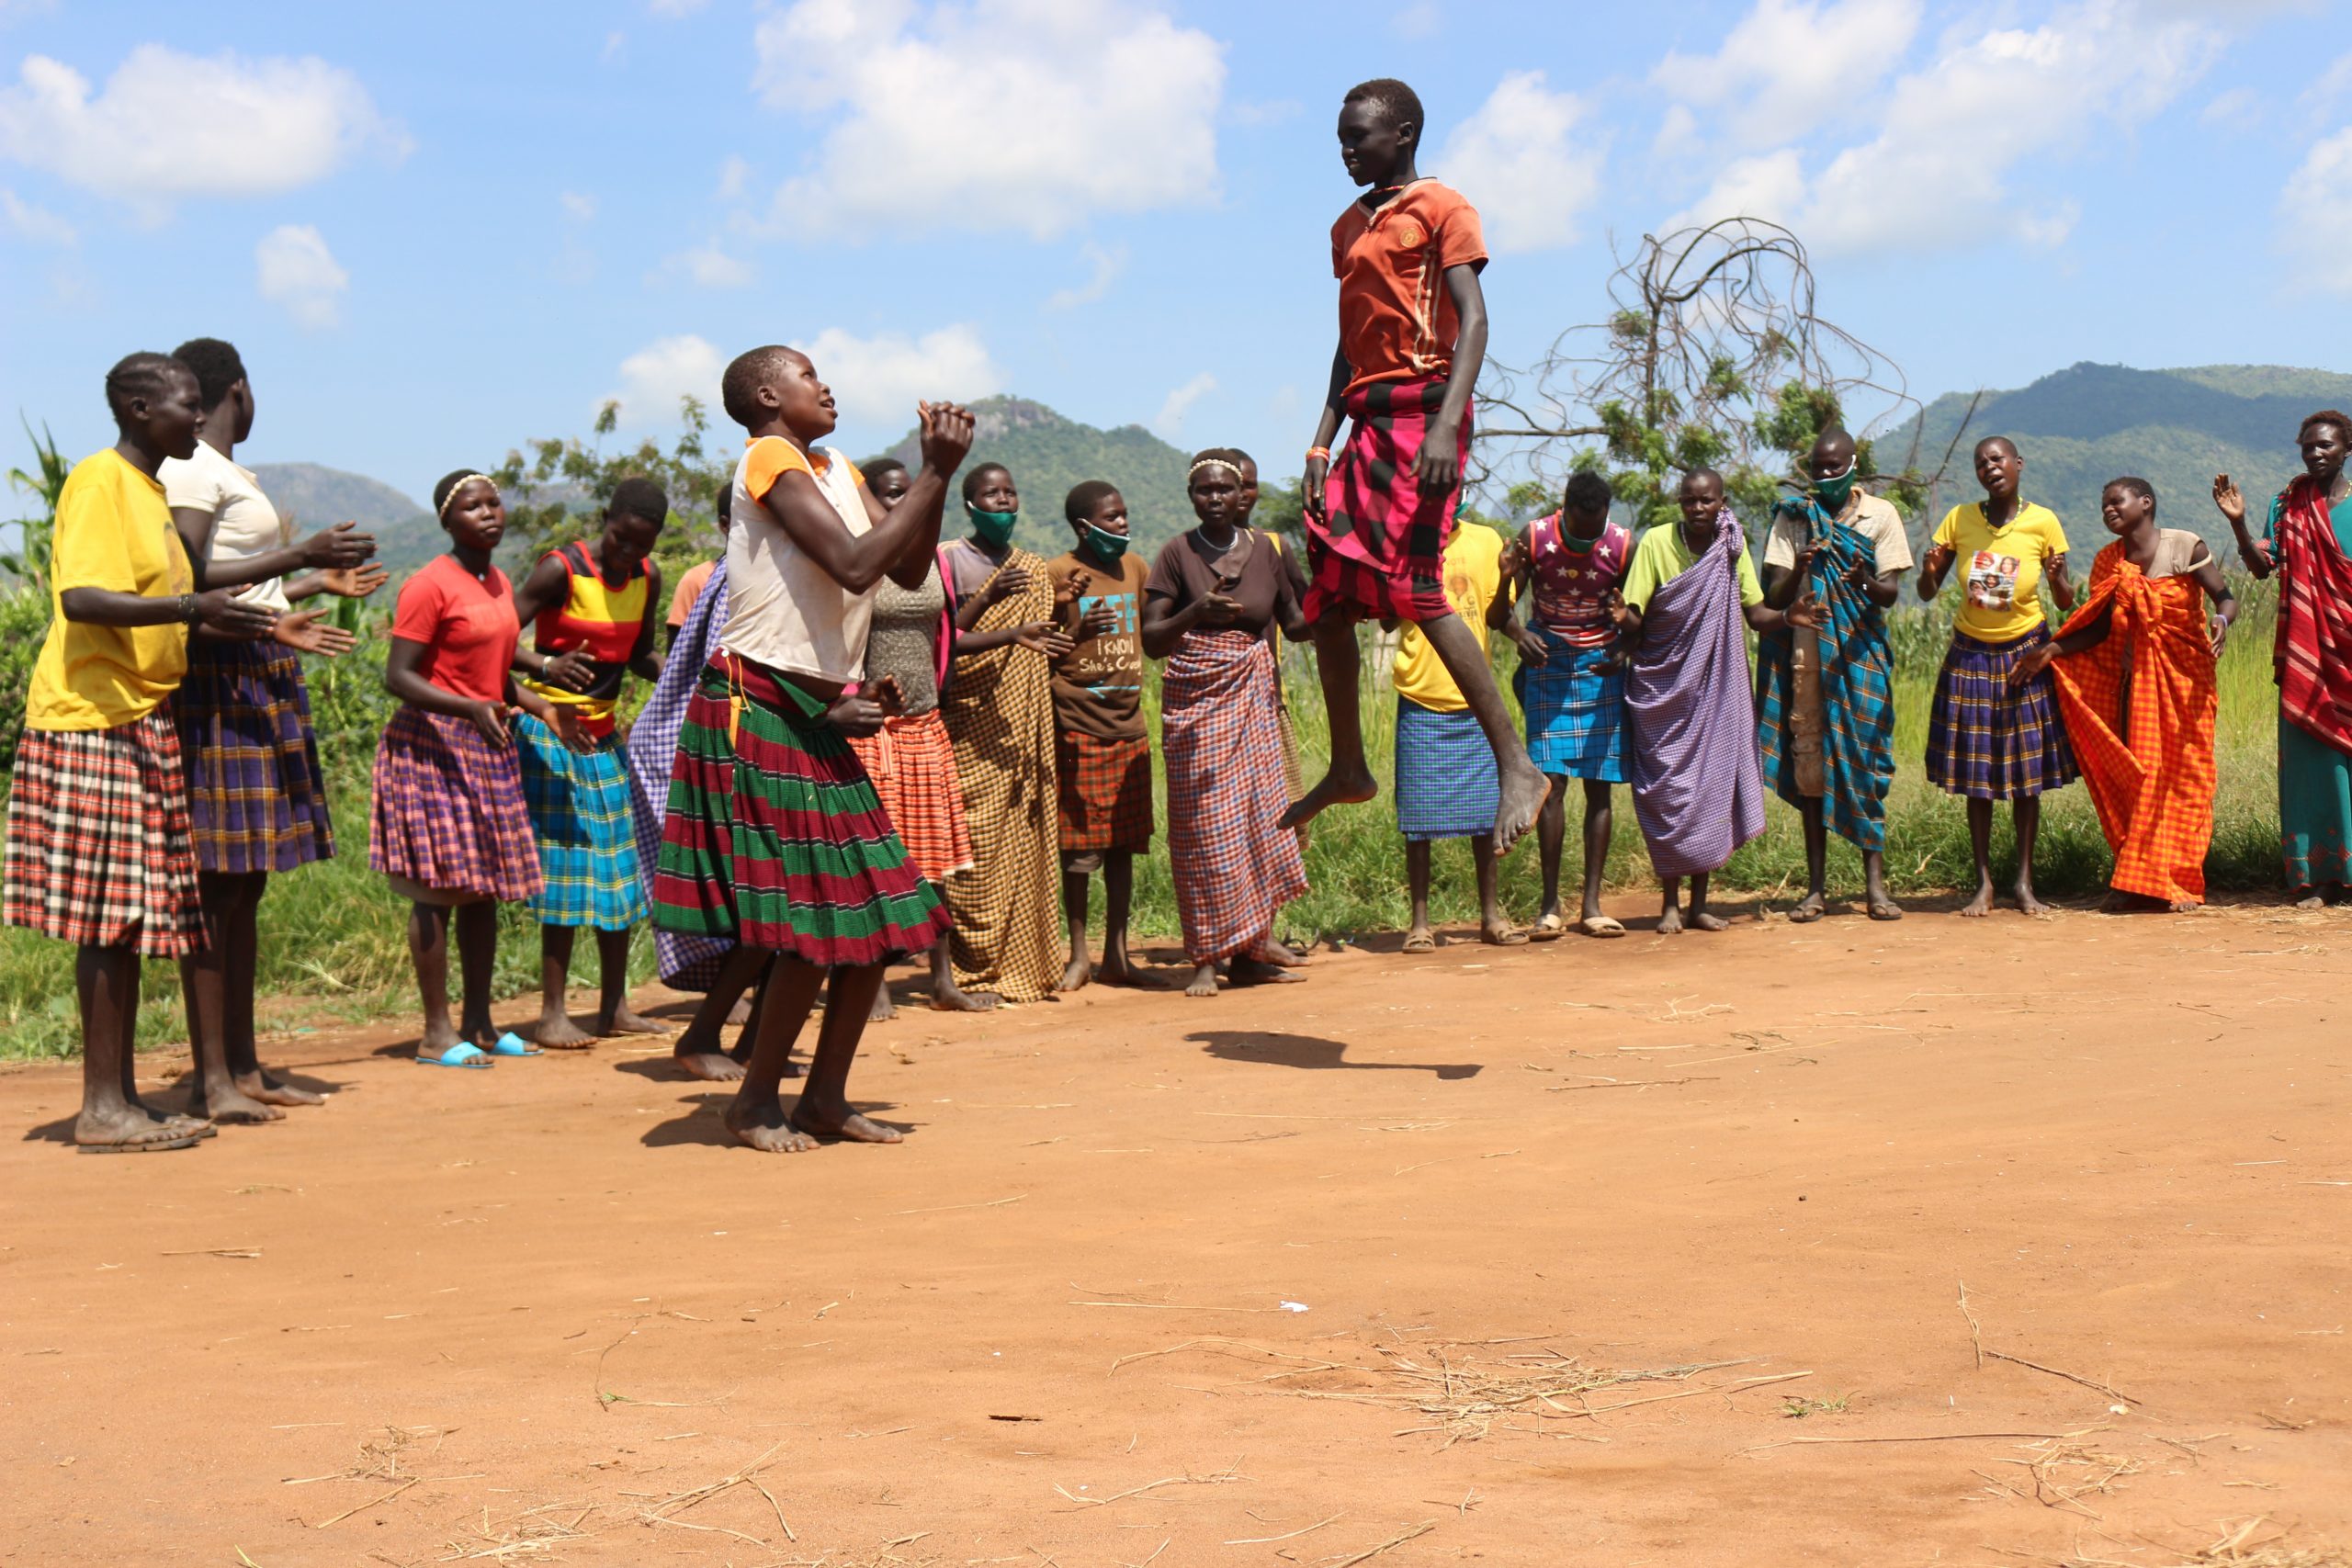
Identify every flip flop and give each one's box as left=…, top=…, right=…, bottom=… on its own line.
left=489, top=1032, right=542, bottom=1057
left=1401, top=932, right=1438, bottom=954
left=1481, top=925, right=1531, bottom=947
left=1866, top=901, right=1905, bottom=922
left=76, top=1128, right=205, bottom=1155
left=1528, top=914, right=1567, bottom=942
left=415, top=1043, right=492, bottom=1069
left=1577, top=915, right=1627, bottom=938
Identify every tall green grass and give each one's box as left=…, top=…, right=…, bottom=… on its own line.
left=0, top=572, right=2295, bottom=1060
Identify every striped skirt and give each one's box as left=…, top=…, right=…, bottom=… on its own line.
left=3, top=711, right=205, bottom=956
left=1056, top=730, right=1154, bottom=854
left=1394, top=698, right=1499, bottom=841
left=847, top=707, right=974, bottom=884
left=175, top=637, right=335, bottom=874
left=1515, top=630, right=1626, bottom=783
left=1926, top=628, right=2079, bottom=801
left=368, top=705, right=544, bottom=902
left=515, top=714, right=650, bottom=931
left=653, top=655, right=947, bottom=966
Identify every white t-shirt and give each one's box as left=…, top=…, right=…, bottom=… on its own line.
left=1762, top=491, right=1914, bottom=578
left=158, top=440, right=291, bottom=613
left=718, top=439, right=876, bottom=686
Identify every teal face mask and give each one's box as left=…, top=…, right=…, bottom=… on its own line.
left=967, top=503, right=1019, bottom=547
left=1814, top=467, right=1857, bottom=516
left=1081, top=523, right=1130, bottom=563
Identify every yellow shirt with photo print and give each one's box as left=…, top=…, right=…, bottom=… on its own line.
left=1931, top=502, right=2068, bottom=644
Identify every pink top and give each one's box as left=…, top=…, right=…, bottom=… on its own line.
left=1529, top=513, right=1631, bottom=647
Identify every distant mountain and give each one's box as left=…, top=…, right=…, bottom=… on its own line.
left=1880, top=362, right=2352, bottom=552
left=871, top=395, right=1194, bottom=560
left=249, top=462, right=443, bottom=574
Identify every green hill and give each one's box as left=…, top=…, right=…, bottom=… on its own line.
left=1881, top=362, right=2352, bottom=552
left=248, top=462, right=443, bottom=574
left=871, top=395, right=1193, bottom=561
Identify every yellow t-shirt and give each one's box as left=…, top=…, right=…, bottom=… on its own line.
left=26, top=449, right=195, bottom=731
left=1931, top=502, right=2068, bottom=643
left=1620, top=520, right=1764, bottom=615
left=1392, top=523, right=1504, bottom=713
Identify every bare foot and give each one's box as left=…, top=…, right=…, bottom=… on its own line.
left=1490, top=763, right=1548, bottom=857
left=1280, top=763, right=1376, bottom=829
left=74, top=1103, right=209, bottom=1151
left=1229, top=956, right=1306, bottom=987
left=1788, top=892, right=1827, bottom=924
left=598, top=1006, right=672, bottom=1038
left=725, top=995, right=752, bottom=1027
left=536, top=1011, right=594, bottom=1049
left=235, top=1069, right=323, bottom=1108
left=2168, top=897, right=2200, bottom=913
left=1256, top=939, right=1310, bottom=967
left=1184, top=962, right=1219, bottom=998
left=1690, top=911, right=1731, bottom=933
left=932, top=983, right=1000, bottom=1013
left=1657, top=905, right=1685, bottom=935
left=675, top=1049, right=747, bottom=1083
left=791, top=1104, right=906, bottom=1144
left=1097, top=954, right=1168, bottom=989
left=723, top=1095, right=818, bottom=1153
left=1057, top=956, right=1093, bottom=993
left=868, top=989, right=899, bottom=1022
left=1958, top=881, right=1995, bottom=918
left=2014, top=880, right=2052, bottom=918
left=186, top=1081, right=283, bottom=1124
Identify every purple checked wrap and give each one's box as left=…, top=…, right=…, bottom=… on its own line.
left=1625, top=508, right=1767, bottom=877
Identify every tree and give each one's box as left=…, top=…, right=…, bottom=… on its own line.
left=492, top=398, right=730, bottom=579
left=1479, top=217, right=1966, bottom=530
left=4, top=418, right=69, bottom=589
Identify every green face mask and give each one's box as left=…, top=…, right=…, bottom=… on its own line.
left=1814, top=467, right=1857, bottom=515
left=1082, top=523, right=1130, bottom=563
left=967, top=502, right=1019, bottom=547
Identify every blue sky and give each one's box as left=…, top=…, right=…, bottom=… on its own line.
left=2, top=0, right=2346, bottom=511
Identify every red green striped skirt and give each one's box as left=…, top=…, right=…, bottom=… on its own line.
left=652, top=654, right=947, bottom=966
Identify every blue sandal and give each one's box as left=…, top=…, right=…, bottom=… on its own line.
left=488, top=1032, right=541, bottom=1057
left=416, top=1043, right=492, bottom=1069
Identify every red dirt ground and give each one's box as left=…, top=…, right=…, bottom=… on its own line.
left=4, top=896, right=2348, bottom=1567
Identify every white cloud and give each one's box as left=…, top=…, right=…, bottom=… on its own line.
left=716, top=155, right=751, bottom=200
left=1436, top=70, right=1605, bottom=254
left=1662, top=150, right=1808, bottom=234
left=254, top=224, right=348, bottom=328
left=613, top=334, right=725, bottom=423
left=2282, top=125, right=2352, bottom=293
left=1, top=185, right=72, bottom=244
left=1655, top=0, right=1922, bottom=151
left=657, top=241, right=754, bottom=288
left=1392, top=2, right=1441, bottom=39
left=649, top=0, right=708, bottom=14
left=752, top=0, right=1224, bottom=240
left=791, top=324, right=1002, bottom=424
left=1152, top=371, right=1216, bottom=440
left=560, top=190, right=596, bottom=221
left=1045, top=242, right=1126, bottom=310
left=0, top=46, right=405, bottom=215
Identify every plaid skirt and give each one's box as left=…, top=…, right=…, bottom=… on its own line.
left=1926, top=628, right=2079, bottom=801
left=4, top=712, right=205, bottom=956
left=1515, top=631, right=1626, bottom=783
left=1056, top=730, right=1153, bottom=853
left=515, top=713, right=650, bottom=931
left=653, top=655, right=947, bottom=966
left=847, top=707, right=975, bottom=884
left=1303, top=377, right=1464, bottom=624
left=1163, top=631, right=1306, bottom=964
left=368, top=705, right=544, bottom=902
left=1394, top=698, right=1499, bottom=840
left=175, top=637, right=335, bottom=874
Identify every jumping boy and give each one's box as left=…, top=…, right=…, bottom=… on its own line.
left=1288, top=76, right=1546, bottom=858
left=651, top=346, right=974, bottom=1151
left=1756, top=429, right=1911, bottom=921
left=1395, top=514, right=1519, bottom=950
left=1490, top=469, right=1634, bottom=938
left=1047, top=481, right=1158, bottom=989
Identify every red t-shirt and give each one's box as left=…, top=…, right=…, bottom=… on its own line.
left=1330, top=179, right=1487, bottom=394
left=390, top=554, right=519, bottom=705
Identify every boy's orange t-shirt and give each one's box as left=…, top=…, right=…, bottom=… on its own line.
left=1330, top=178, right=1487, bottom=395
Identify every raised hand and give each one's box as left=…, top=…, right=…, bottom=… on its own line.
left=1792, top=541, right=1822, bottom=581
left=195, top=589, right=277, bottom=641
left=540, top=649, right=597, bottom=692
left=986, top=565, right=1035, bottom=605
left=271, top=606, right=356, bottom=656
left=918, top=400, right=977, bottom=475
left=298, top=521, right=378, bottom=570
left=1053, top=570, right=1087, bottom=611
left=1603, top=587, right=1634, bottom=633
left=1195, top=591, right=1244, bottom=628
left=2212, top=473, right=2247, bottom=528
left=317, top=562, right=390, bottom=599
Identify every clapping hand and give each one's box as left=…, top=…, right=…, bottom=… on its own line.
left=1013, top=620, right=1075, bottom=658
left=195, top=589, right=277, bottom=641
left=1786, top=589, right=1821, bottom=630
left=986, top=564, right=1035, bottom=606
left=540, top=650, right=597, bottom=692
left=271, top=606, right=356, bottom=656
left=298, top=521, right=378, bottom=571
left=917, top=400, right=977, bottom=476
left=826, top=689, right=889, bottom=738
left=316, top=562, right=390, bottom=599
left=1508, top=623, right=1549, bottom=668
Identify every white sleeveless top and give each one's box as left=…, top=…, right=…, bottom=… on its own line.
left=718, top=440, right=875, bottom=685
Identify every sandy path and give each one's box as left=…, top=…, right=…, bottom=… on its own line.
left=3, top=897, right=2347, bottom=1567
